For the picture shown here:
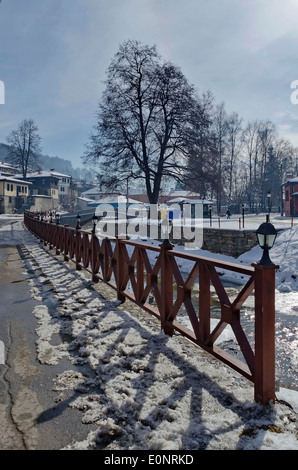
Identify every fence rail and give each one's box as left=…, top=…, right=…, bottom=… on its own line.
left=24, top=212, right=277, bottom=405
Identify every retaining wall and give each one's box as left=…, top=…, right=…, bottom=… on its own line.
left=202, top=228, right=258, bottom=257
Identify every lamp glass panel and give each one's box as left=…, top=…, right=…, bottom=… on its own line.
left=266, top=234, right=276, bottom=249
left=257, top=233, right=265, bottom=248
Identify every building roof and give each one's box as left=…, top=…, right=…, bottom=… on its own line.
left=89, top=195, right=142, bottom=205
left=0, top=161, right=17, bottom=170
left=162, top=190, right=201, bottom=197
left=25, top=170, right=72, bottom=179
left=81, top=187, right=102, bottom=196
left=283, top=177, right=298, bottom=185
left=169, top=197, right=213, bottom=204
left=0, top=176, right=32, bottom=185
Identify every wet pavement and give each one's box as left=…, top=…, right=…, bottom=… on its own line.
left=0, top=220, right=96, bottom=450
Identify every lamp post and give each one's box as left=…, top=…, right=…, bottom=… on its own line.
left=92, top=214, right=98, bottom=233
left=242, top=204, right=245, bottom=229
left=76, top=214, right=81, bottom=229
left=256, top=217, right=277, bottom=266
left=209, top=205, right=212, bottom=227
left=267, top=190, right=271, bottom=219
left=56, top=213, right=60, bottom=225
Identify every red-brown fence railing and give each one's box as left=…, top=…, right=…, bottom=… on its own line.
left=24, top=212, right=277, bottom=405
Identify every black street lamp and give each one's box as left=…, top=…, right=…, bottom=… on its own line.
left=76, top=214, right=81, bottom=229
left=56, top=213, right=60, bottom=225
left=267, top=190, right=271, bottom=217
left=256, top=217, right=277, bottom=266
left=242, top=204, right=245, bottom=228
left=92, top=214, right=98, bottom=233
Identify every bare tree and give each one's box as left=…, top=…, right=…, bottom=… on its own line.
left=226, top=112, right=242, bottom=204
left=211, top=102, right=228, bottom=213
left=242, top=120, right=262, bottom=211
left=83, top=40, right=208, bottom=204
left=6, top=118, right=42, bottom=177
left=184, top=91, right=217, bottom=199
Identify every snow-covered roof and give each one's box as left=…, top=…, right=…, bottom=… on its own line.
left=77, top=196, right=94, bottom=202
left=81, top=187, right=102, bottom=196
left=283, top=177, right=298, bottom=184
left=0, top=176, right=32, bottom=185
left=163, top=190, right=200, bottom=197
left=169, top=197, right=214, bottom=204
left=89, top=195, right=142, bottom=205
left=25, top=170, right=72, bottom=179
left=0, top=161, right=17, bottom=169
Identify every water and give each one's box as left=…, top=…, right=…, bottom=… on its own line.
left=126, top=275, right=297, bottom=390
left=275, top=312, right=298, bottom=390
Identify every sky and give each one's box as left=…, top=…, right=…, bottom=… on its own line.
left=1, top=0, right=298, bottom=169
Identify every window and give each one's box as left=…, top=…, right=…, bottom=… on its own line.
left=10, top=184, right=13, bottom=191
left=6, top=183, right=9, bottom=191
left=286, top=190, right=289, bottom=202
left=9, top=197, right=12, bottom=203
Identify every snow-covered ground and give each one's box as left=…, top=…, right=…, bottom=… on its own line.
left=1, top=217, right=297, bottom=450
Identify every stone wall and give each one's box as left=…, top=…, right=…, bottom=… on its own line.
left=202, top=228, right=258, bottom=257
left=99, top=220, right=258, bottom=258
left=29, top=195, right=57, bottom=212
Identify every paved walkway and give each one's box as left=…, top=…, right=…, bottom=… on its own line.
left=0, top=220, right=97, bottom=450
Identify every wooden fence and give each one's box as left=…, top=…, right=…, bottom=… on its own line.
left=24, top=212, right=277, bottom=404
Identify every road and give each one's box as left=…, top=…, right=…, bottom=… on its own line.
left=0, top=218, right=97, bottom=450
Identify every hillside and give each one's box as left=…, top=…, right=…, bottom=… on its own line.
left=0, top=143, right=94, bottom=181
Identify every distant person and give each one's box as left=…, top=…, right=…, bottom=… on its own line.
left=226, top=209, right=231, bottom=219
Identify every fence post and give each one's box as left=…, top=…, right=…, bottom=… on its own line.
left=43, top=220, right=49, bottom=247
left=253, top=263, right=277, bottom=404
left=75, top=227, right=82, bottom=270
left=55, top=224, right=61, bottom=255
left=64, top=225, right=69, bottom=261
left=49, top=219, right=54, bottom=250
left=199, top=262, right=211, bottom=343
left=160, top=241, right=174, bottom=334
left=115, top=237, right=126, bottom=302
left=90, top=230, right=98, bottom=282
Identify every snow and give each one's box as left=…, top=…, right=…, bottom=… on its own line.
left=0, top=214, right=23, bottom=219
left=1, top=217, right=297, bottom=450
